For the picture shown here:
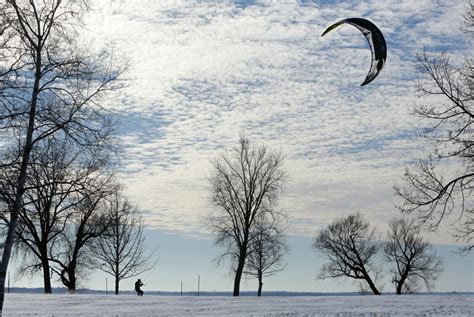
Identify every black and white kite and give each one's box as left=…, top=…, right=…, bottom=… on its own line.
left=321, top=18, right=387, bottom=86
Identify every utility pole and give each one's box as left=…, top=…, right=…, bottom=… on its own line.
left=197, top=275, right=200, bottom=296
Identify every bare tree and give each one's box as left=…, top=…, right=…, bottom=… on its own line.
left=93, top=193, right=156, bottom=295
left=0, top=0, right=123, bottom=310
left=244, top=214, right=288, bottom=296
left=384, top=218, right=443, bottom=294
left=0, top=138, right=115, bottom=294
left=395, top=4, right=473, bottom=252
left=209, top=136, right=286, bottom=296
left=313, top=213, right=382, bottom=295
left=48, top=175, right=118, bottom=294
left=0, top=144, right=63, bottom=294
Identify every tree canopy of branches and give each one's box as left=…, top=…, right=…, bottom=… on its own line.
left=313, top=213, right=381, bottom=295
left=209, top=136, right=286, bottom=296
left=0, top=0, right=123, bottom=309
left=0, top=139, right=113, bottom=293
left=45, top=143, right=117, bottom=293
left=50, top=192, right=114, bottom=294
left=384, top=218, right=443, bottom=294
left=93, top=193, right=156, bottom=295
left=395, top=3, right=473, bottom=252
left=244, top=214, right=288, bottom=296
left=0, top=138, right=116, bottom=293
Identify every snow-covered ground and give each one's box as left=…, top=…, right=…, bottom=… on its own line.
left=2, top=293, right=473, bottom=316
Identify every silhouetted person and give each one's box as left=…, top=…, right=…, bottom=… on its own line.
left=135, top=279, right=144, bottom=296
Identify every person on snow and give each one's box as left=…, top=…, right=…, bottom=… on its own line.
left=135, top=279, right=144, bottom=296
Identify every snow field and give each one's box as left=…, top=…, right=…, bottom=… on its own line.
left=3, top=293, right=473, bottom=316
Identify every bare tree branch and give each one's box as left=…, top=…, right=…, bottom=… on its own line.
left=396, top=6, right=473, bottom=252
left=384, top=218, right=443, bottom=294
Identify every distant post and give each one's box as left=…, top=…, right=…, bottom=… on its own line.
left=180, top=281, right=183, bottom=296
left=197, top=275, right=200, bottom=296
left=7, top=272, right=9, bottom=294
left=106, top=278, right=108, bottom=295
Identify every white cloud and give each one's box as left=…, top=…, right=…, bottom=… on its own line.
left=84, top=0, right=470, bottom=244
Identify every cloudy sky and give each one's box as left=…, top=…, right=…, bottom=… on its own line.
left=17, top=0, right=474, bottom=293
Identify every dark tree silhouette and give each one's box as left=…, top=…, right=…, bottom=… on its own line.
left=0, top=141, right=73, bottom=294
left=209, top=136, right=286, bottom=296
left=0, top=139, right=116, bottom=294
left=244, top=214, right=288, bottom=296
left=93, top=193, right=156, bottom=295
left=48, top=173, right=117, bottom=294
left=0, top=0, right=123, bottom=309
left=384, top=218, right=443, bottom=294
left=395, top=4, right=473, bottom=252
left=313, top=213, right=382, bottom=295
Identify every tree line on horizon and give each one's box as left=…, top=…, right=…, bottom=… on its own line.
left=0, top=1, right=471, bottom=316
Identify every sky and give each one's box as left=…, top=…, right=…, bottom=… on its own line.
left=11, top=0, right=474, bottom=293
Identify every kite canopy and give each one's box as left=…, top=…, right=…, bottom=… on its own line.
left=321, top=18, right=387, bottom=86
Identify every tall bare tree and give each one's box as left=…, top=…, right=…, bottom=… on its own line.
left=395, top=3, right=473, bottom=252
left=384, top=218, right=443, bottom=294
left=209, top=136, right=286, bottom=296
left=93, top=193, right=156, bottom=295
left=0, top=0, right=123, bottom=310
left=244, top=214, right=288, bottom=296
left=313, top=213, right=382, bottom=295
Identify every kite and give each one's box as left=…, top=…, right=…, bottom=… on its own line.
left=321, top=18, right=387, bottom=86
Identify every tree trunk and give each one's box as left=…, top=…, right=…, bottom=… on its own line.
left=396, top=282, right=403, bottom=295
left=0, top=141, right=33, bottom=311
left=42, top=260, right=52, bottom=294
left=59, top=269, right=72, bottom=294
left=0, top=249, right=13, bottom=314
left=0, top=43, right=42, bottom=313
left=365, top=276, right=381, bottom=295
left=68, top=269, right=76, bottom=294
left=257, top=273, right=263, bottom=297
left=0, top=15, right=44, bottom=311
left=233, top=259, right=244, bottom=296
left=0, top=147, right=27, bottom=313
left=357, top=264, right=380, bottom=295
left=396, top=269, right=410, bottom=295
left=115, top=277, right=119, bottom=295
left=233, top=247, right=247, bottom=296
